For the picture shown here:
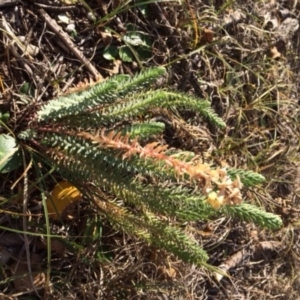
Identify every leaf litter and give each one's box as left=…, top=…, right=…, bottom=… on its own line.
left=0, top=0, right=300, bottom=299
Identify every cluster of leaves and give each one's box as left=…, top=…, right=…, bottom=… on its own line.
left=1, top=67, right=282, bottom=269
left=103, top=24, right=152, bottom=63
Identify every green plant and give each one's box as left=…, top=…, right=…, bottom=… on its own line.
left=103, top=24, right=152, bottom=64
left=10, top=67, right=282, bottom=269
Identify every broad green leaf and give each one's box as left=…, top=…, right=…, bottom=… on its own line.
left=136, top=47, right=152, bottom=60
left=119, top=46, right=133, bottom=62
left=123, top=30, right=151, bottom=47
left=123, top=32, right=145, bottom=46
left=140, top=35, right=152, bottom=48
left=123, top=24, right=151, bottom=46
left=103, top=45, right=118, bottom=61
left=0, top=134, right=21, bottom=173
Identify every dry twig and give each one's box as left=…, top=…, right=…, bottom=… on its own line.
left=39, top=9, right=103, bottom=81
left=215, top=241, right=281, bottom=282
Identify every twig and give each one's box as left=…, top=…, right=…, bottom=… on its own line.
left=39, top=9, right=103, bottom=81
left=215, top=241, right=281, bottom=282
left=0, top=14, right=35, bottom=60
left=0, top=0, right=18, bottom=9
left=34, top=3, right=78, bottom=12
left=21, top=150, right=41, bottom=297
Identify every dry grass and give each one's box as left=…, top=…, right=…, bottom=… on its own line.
left=1, top=0, right=300, bottom=299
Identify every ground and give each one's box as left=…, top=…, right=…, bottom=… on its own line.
left=0, top=0, right=300, bottom=299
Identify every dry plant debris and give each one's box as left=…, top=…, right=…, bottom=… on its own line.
left=0, top=0, right=300, bottom=299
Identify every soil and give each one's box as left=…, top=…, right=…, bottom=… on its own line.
left=1, top=0, right=300, bottom=299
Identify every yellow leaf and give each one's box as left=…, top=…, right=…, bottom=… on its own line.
left=46, top=180, right=81, bottom=220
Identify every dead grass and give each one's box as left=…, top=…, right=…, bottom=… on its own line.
left=0, top=0, right=300, bottom=299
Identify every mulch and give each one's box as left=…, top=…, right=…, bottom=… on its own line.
left=1, top=0, right=300, bottom=299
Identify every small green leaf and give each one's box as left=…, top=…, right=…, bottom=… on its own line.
left=136, top=47, right=152, bottom=60
left=141, top=35, right=152, bottom=48
left=123, top=32, right=144, bottom=46
left=123, top=24, right=151, bottom=47
left=119, top=46, right=133, bottom=62
left=0, top=134, right=21, bottom=173
left=20, top=82, right=34, bottom=96
left=103, top=45, right=118, bottom=61
left=0, top=112, right=9, bottom=127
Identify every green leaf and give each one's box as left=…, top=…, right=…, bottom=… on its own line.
left=103, top=45, right=118, bottom=61
left=123, top=32, right=144, bottom=46
left=136, top=47, right=152, bottom=60
left=123, top=24, right=151, bottom=48
left=20, top=82, right=34, bottom=97
left=0, top=112, right=9, bottom=127
left=141, top=35, right=152, bottom=48
left=119, top=46, right=133, bottom=62
left=0, top=134, right=21, bottom=173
